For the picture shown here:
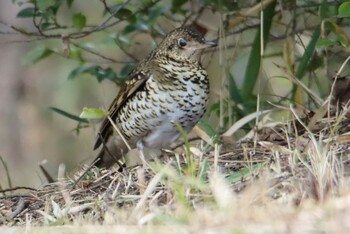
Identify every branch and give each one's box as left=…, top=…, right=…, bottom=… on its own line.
left=8, top=0, right=161, bottom=41
left=70, top=41, right=134, bottom=64
left=225, top=0, right=276, bottom=30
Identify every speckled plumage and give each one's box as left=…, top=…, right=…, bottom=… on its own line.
left=93, top=25, right=216, bottom=168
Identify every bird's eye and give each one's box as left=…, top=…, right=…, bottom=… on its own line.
left=177, top=38, right=187, bottom=47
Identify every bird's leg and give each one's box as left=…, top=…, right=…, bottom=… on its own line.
left=160, top=149, right=171, bottom=162
left=136, top=140, right=148, bottom=169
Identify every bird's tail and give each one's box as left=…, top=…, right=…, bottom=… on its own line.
left=73, top=138, right=125, bottom=187
left=93, top=140, right=125, bottom=168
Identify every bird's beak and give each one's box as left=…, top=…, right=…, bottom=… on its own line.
left=203, top=39, right=218, bottom=47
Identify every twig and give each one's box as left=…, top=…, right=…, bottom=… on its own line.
left=107, top=115, right=131, bottom=151
left=8, top=197, right=28, bottom=219
left=170, top=137, right=202, bottom=150
left=8, top=0, right=161, bottom=41
left=70, top=41, right=134, bottom=64
left=226, top=0, right=276, bottom=30
left=32, top=0, right=46, bottom=37
left=0, top=186, right=37, bottom=194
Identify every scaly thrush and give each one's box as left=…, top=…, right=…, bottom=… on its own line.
left=93, top=25, right=217, bottom=168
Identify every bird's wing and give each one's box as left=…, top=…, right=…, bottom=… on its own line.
left=93, top=71, right=150, bottom=150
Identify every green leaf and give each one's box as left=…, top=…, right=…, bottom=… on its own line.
left=197, top=120, right=220, bottom=144
left=324, top=21, right=336, bottom=32
left=16, top=7, right=35, bottom=18
left=92, top=67, right=118, bottom=82
left=69, top=65, right=92, bottom=79
left=68, top=46, right=83, bottom=60
left=122, top=21, right=148, bottom=34
left=225, top=170, right=242, bottom=184
left=114, top=8, right=133, bottom=19
left=338, top=2, right=350, bottom=17
left=66, top=0, right=74, bottom=8
left=40, top=8, right=56, bottom=22
left=120, top=63, right=135, bottom=78
left=241, top=1, right=276, bottom=99
left=306, top=55, right=323, bottom=72
left=222, top=1, right=239, bottom=11
left=40, top=22, right=54, bottom=30
left=336, top=34, right=348, bottom=47
left=148, top=6, right=167, bottom=22
left=72, top=13, right=86, bottom=30
left=142, top=0, right=153, bottom=4
left=68, top=65, right=118, bottom=82
left=80, top=108, right=106, bottom=119
left=320, top=1, right=337, bottom=19
left=225, top=163, right=263, bottom=184
left=171, top=0, right=187, bottom=13
left=37, top=0, right=56, bottom=10
left=49, top=107, right=89, bottom=123
left=316, top=38, right=336, bottom=48
left=22, top=46, right=53, bottom=65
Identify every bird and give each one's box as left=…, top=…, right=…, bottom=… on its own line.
left=92, top=25, right=217, bottom=168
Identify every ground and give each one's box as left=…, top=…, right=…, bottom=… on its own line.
left=1, top=107, right=350, bottom=233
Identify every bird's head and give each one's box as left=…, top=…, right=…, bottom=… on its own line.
left=156, top=25, right=217, bottom=63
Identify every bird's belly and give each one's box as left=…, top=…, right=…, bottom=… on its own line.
left=143, top=87, right=208, bottom=148
left=142, top=120, right=180, bottom=148
left=117, top=79, right=208, bottom=149
left=142, top=108, right=201, bottom=148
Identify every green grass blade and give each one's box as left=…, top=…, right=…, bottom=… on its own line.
left=228, top=74, right=243, bottom=104
left=175, top=123, right=195, bottom=176
left=291, top=25, right=321, bottom=98
left=228, top=73, right=256, bottom=117
left=225, top=163, right=263, bottom=184
left=296, top=26, right=321, bottom=79
left=0, top=156, right=12, bottom=189
left=241, top=1, right=276, bottom=99
left=242, top=30, right=261, bottom=99
left=198, top=158, right=208, bottom=182
left=49, top=107, right=89, bottom=123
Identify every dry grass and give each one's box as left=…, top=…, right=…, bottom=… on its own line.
left=1, top=107, right=350, bottom=233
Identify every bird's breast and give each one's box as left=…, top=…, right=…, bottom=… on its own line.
left=117, top=63, right=209, bottom=149
left=142, top=67, right=209, bottom=147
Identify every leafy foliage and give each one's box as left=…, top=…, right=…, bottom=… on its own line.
left=79, top=107, right=106, bottom=120
left=9, top=0, right=350, bottom=139
left=68, top=65, right=119, bottom=82
left=21, top=46, right=53, bottom=65
left=338, top=2, right=350, bottom=18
